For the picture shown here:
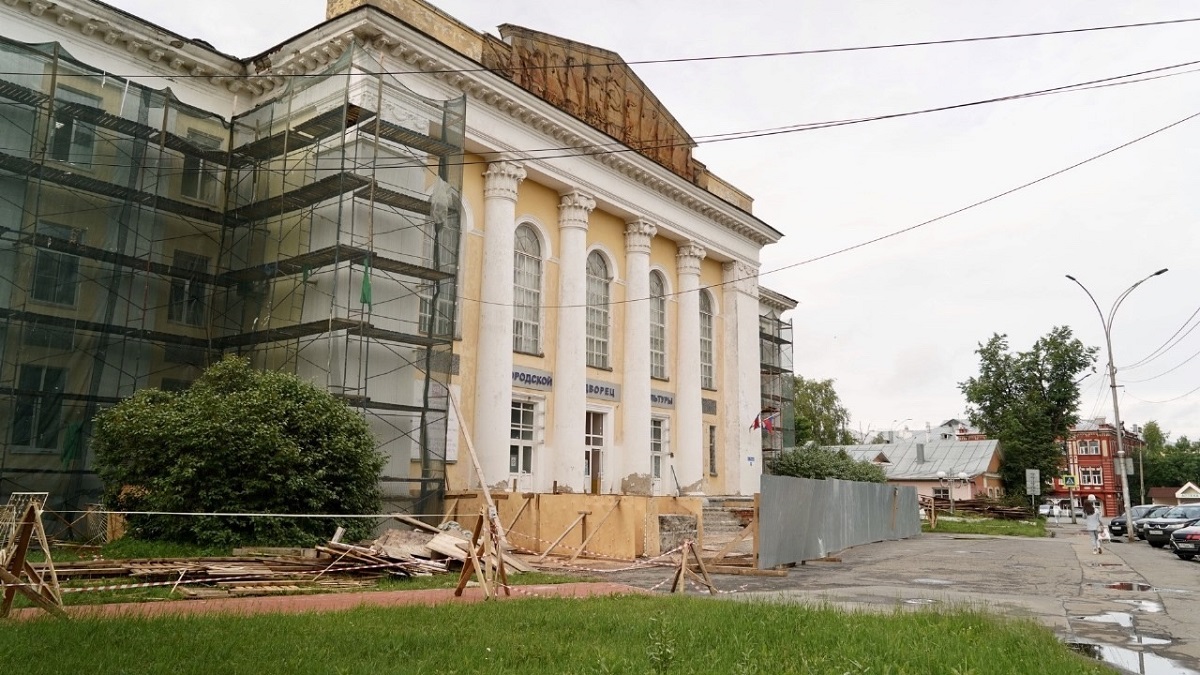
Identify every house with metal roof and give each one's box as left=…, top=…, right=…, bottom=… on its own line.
left=827, top=438, right=1004, bottom=501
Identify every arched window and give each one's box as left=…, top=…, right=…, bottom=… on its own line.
left=586, top=251, right=610, bottom=368
left=513, top=224, right=542, bottom=354
left=700, top=290, right=714, bottom=389
left=649, top=271, right=667, bottom=379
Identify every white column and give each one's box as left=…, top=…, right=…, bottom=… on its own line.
left=674, top=242, right=706, bottom=493
left=552, top=190, right=595, bottom=492
left=722, top=260, right=763, bottom=496
left=472, top=161, right=526, bottom=490
left=620, top=219, right=656, bottom=494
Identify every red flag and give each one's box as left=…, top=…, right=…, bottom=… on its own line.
left=750, top=415, right=760, bottom=431
left=764, top=415, right=774, bottom=433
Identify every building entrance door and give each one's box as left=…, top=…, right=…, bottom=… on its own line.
left=585, top=411, right=605, bottom=495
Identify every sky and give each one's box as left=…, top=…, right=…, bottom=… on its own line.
left=108, top=0, right=1200, bottom=442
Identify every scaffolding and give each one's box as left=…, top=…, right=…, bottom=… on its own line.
left=759, top=311, right=795, bottom=468
left=0, top=37, right=465, bottom=529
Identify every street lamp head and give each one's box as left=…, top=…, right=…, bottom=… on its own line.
left=1153, top=268, right=1168, bottom=277
left=957, top=472, right=969, bottom=481
left=1065, top=274, right=1078, bottom=282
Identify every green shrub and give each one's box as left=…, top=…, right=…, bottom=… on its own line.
left=769, top=443, right=887, bottom=482
left=93, top=356, right=384, bottom=547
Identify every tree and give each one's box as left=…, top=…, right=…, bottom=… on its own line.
left=1141, top=423, right=1200, bottom=496
left=959, top=327, right=1097, bottom=498
left=93, top=356, right=385, bottom=547
left=770, top=444, right=887, bottom=483
left=792, top=376, right=856, bottom=445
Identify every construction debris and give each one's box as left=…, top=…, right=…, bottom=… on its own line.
left=32, top=522, right=531, bottom=601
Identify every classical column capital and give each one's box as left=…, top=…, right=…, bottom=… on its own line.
left=722, top=260, right=760, bottom=297
left=483, top=161, right=527, bottom=201
left=676, top=241, right=706, bottom=276
left=558, top=190, right=596, bottom=231
left=624, top=219, right=657, bottom=255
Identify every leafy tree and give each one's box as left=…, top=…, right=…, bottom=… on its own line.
left=793, top=376, right=856, bottom=445
left=869, top=432, right=889, bottom=445
left=770, top=444, right=887, bottom=483
left=959, top=327, right=1097, bottom=498
left=93, top=356, right=385, bottom=547
left=1142, top=424, right=1200, bottom=496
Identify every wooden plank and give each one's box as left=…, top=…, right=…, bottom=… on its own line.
left=698, top=565, right=789, bottom=578
left=570, top=498, right=621, bottom=563
left=752, top=493, right=761, bottom=569
left=709, top=520, right=753, bottom=565
left=393, top=513, right=442, bottom=534
left=536, top=512, right=588, bottom=562
left=425, top=533, right=469, bottom=561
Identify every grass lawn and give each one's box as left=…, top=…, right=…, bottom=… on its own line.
left=923, top=516, right=1047, bottom=537
left=0, top=595, right=1110, bottom=675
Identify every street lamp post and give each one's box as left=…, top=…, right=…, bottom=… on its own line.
left=1066, top=268, right=1168, bottom=543
left=937, top=470, right=970, bottom=514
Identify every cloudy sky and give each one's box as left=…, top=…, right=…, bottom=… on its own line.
left=111, top=0, right=1200, bottom=441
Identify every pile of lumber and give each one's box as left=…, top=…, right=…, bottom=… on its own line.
left=34, top=519, right=530, bottom=599
left=932, top=498, right=1031, bottom=520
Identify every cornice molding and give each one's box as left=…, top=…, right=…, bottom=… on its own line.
left=8, top=2, right=779, bottom=247
left=3, top=0, right=250, bottom=92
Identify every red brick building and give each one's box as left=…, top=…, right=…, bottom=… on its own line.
left=1047, top=418, right=1144, bottom=516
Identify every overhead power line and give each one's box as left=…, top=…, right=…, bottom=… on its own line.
left=1, top=56, right=1197, bottom=176
left=5, top=15, right=1200, bottom=79
left=459, top=106, right=1200, bottom=311
left=1119, top=302, right=1200, bottom=370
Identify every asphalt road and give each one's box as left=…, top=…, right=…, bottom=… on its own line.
left=601, top=523, right=1200, bottom=673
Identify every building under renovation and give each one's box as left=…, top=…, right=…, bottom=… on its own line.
left=0, top=0, right=795, bottom=518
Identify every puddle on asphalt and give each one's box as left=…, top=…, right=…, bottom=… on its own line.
left=1117, top=599, right=1165, bottom=614
left=902, top=598, right=939, bottom=605
left=1106, top=582, right=1154, bottom=592
left=1130, top=635, right=1173, bottom=647
left=1066, top=642, right=1200, bottom=674
left=912, top=578, right=952, bottom=585
left=1077, top=611, right=1135, bottom=628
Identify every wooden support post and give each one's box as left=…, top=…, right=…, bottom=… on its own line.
left=752, top=493, right=761, bottom=568
left=506, top=496, right=533, bottom=533
left=454, top=511, right=493, bottom=599
left=890, top=487, right=899, bottom=531
left=0, top=503, right=65, bottom=619
left=688, top=540, right=718, bottom=595
left=569, top=498, right=621, bottom=563
left=709, top=517, right=754, bottom=565
left=537, top=511, right=589, bottom=562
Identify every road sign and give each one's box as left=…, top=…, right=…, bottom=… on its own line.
left=1116, top=458, right=1136, bottom=475
left=1026, top=468, right=1041, bottom=496
left=1061, top=474, right=1078, bottom=488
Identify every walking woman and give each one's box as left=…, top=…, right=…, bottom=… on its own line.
left=1084, top=500, right=1103, bottom=554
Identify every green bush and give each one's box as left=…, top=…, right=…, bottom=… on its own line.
left=93, top=356, right=385, bottom=547
left=769, top=443, right=887, bottom=482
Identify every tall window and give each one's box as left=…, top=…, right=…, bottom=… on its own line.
left=1081, top=468, right=1103, bottom=486
left=50, top=87, right=100, bottom=166
left=513, top=225, right=542, bottom=354
left=586, top=251, right=610, bottom=368
left=12, top=365, right=65, bottom=450
left=510, top=400, right=536, bottom=475
left=649, top=271, right=667, bottom=379
left=181, top=130, right=221, bottom=202
left=650, top=418, right=668, bottom=481
left=708, top=424, right=718, bottom=476
left=700, top=290, right=715, bottom=389
left=31, top=223, right=80, bottom=306
left=419, top=280, right=455, bottom=337
left=169, top=251, right=210, bottom=326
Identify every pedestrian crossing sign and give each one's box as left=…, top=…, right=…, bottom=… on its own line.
left=1061, top=474, right=1078, bottom=488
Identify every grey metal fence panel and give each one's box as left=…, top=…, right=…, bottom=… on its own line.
left=759, top=475, right=920, bottom=569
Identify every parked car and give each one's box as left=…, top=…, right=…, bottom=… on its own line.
left=1143, top=505, right=1200, bottom=548
left=1108, top=504, right=1162, bottom=540
left=1133, top=505, right=1173, bottom=540
left=1170, top=524, right=1200, bottom=560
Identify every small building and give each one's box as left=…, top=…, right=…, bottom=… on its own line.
left=1147, top=482, right=1200, bottom=507
left=828, top=439, right=1003, bottom=501
left=1046, top=417, right=1144, bottom=516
